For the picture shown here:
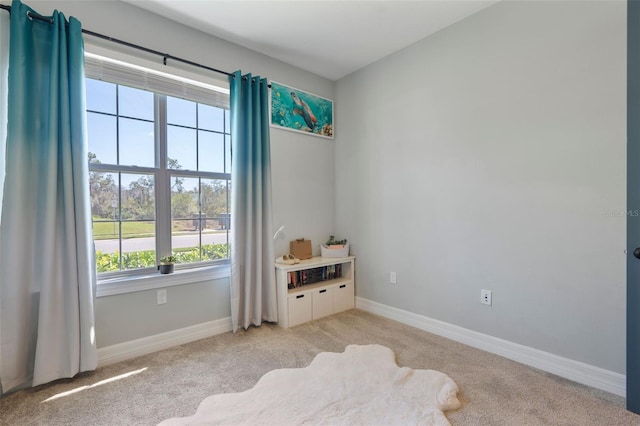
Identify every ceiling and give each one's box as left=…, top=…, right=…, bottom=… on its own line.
left=124, top=0, right=499, bottom=81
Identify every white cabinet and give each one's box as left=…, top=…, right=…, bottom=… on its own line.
left=275, top=256, right=355, bottom=328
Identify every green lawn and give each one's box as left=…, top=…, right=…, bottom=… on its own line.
left=93, top=220, right=227, bottom=240
left=93, top=221, right=155, bottom=240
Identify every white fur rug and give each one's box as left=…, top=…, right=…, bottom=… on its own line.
left=159, top=344, right=461, bottom=426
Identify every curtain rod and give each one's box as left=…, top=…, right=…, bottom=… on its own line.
left=0, top=3, right=250, bottom=82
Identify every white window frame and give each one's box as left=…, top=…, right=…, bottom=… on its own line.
left=85, top=45, right=231, bottom=296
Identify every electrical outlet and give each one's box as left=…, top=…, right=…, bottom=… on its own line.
left=390, top=272, right=397, bottom=284
left=481, top=289, right=492, bottom=306
left=157, top=289, right=167, bottom=305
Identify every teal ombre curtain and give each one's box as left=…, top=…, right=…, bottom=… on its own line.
left=0, top=0, right=97, bottom=393
left=228, top=71, right=277, bottom=332
left=0, top=7, right=8, bottom=212
left=0, top=4, right=10, bottom=392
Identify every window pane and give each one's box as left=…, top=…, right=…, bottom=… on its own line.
left=87, top=112, right=117, bottom=165
left=91, top=172, right=156, bottom=273
left=92, top=218, right=120, bottom=240
left=198, top=104, right=224, bottom=132
left=172, top=219, right=201, bottom=263
left=118, top=85, right=154, bottom=120
left=90, top=171, right=121, bottom=272
left=86, top=79, right=116, bottom=114
left=89, top=171, right=118, bottom=221
left=198, top=131, right=224, bottom=173
left=169, top=174, right=229, bottom=263
left=121, top=221, right=155, bottom=271
left=224, top=109, right=230, bottom=134
left=167, top=96, right=196, bottom=127
left=168, top=125, right=196, bottom=170
left=171, top=177, right=200, bottom=264
left=121, top=173, right=155, bottom=221
left=171, top=177, right=198, bottom=220
left=119, top=118, right=155, bottom=167
left=201, top=179, right=229, bottom=261
left=120, top=173, right=156, bottom=271
left=201, top=179, right=228, bottom=219
left=202, top=240, right=228, bottom=261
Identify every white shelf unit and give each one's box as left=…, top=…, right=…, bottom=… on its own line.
left=275, top=256, right=355, bottom=328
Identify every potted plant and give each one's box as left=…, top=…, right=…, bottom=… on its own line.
left=321, top=236, right=349, bottom=258
left=325, top=235, right=347, bottom=249
left=159, top=255, right=177, bottom=274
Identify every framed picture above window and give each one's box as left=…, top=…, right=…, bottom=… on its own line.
left=270, top=81, right=334, bottom=139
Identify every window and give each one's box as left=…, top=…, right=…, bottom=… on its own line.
left=85, top=56, right=231, bottom=277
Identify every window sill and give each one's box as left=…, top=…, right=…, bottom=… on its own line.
left=96, top=264, right=231, bottom=297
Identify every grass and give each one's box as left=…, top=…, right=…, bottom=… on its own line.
left=93, top=220, right=227, bottom=240
left=93, top=221, right=155, bottom=240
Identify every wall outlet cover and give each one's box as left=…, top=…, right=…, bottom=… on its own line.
left=157, top=289, right=167, bottom=305
left=481, top=289, right=492, bottom=306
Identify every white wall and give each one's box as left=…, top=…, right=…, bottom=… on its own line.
left=25, top=0, right=335, bottom=347
left=336, top=0, right=626, bottom=373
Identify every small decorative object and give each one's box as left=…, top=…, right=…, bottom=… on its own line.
left=290, top=238, right=313, bottom=260
left=321, top=235, right=349, bottom=258
left=276, top=254, right=300, bottom=265
left=159, top=255, right=177, bottom=274
left=270, top=81, right=334, bottom=139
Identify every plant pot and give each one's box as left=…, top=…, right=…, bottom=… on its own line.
left=159, top=263, right=175, bottom=274
left=320, top=243, right=349, bottom=258
left=327, top=244, right=345, bottom=249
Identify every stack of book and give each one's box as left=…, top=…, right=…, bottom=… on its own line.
left=287, top=264, right=343, bottom=289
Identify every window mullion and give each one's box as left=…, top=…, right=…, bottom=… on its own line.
left=116, top=86, right=122, bottom=268
left=155, top=94, right=172, bottom=261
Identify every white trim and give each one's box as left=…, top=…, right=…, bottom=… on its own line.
left=355, top=297, right=626, bottom=397
left=97, top=317, right=233, bottom=367
left=96, top=264, right=230, bottom=297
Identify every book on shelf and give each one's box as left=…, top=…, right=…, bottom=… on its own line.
left=286, top=265, right=343, bottom=290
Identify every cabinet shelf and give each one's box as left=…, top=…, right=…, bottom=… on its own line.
left=287, top=276, right=351, bottom=295
left=275, top=256, right=355, bottom=272
left=275, top=256, right=355, bottom=328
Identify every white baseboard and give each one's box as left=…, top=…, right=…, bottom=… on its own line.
left=355, top=297, right=626, bottom=397
left=97, top=317, right=233, bottom=367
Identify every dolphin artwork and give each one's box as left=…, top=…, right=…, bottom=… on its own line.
left=290, top=92, right=318, bottom=131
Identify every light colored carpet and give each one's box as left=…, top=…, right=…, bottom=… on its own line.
left=159, top=344, right=460, bottom=425
left=0, top=309, right=639, bottom=425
